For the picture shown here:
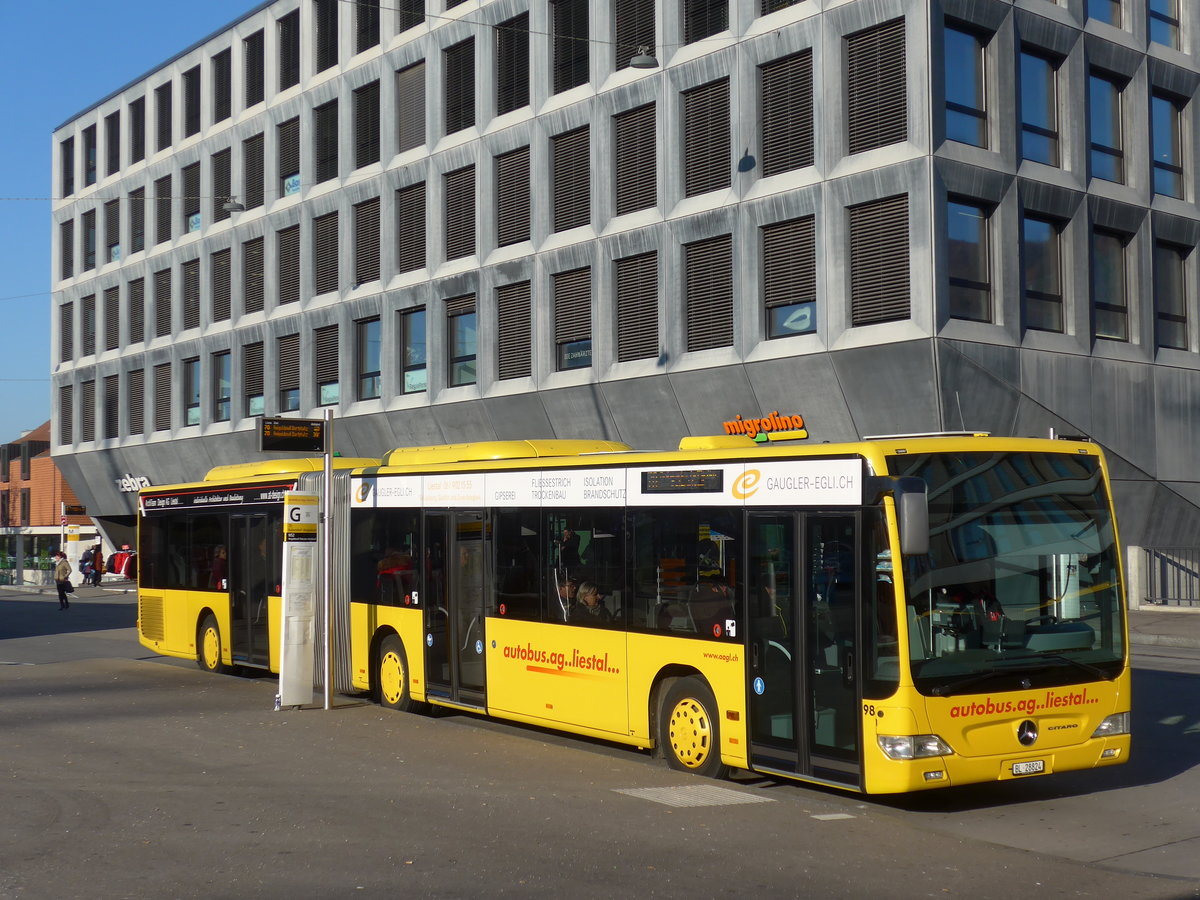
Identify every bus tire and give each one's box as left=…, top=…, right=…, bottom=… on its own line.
left=197, top=613, right=227, bottom=674
left=659, top=676, right=728, bottom=779
left=378, top=635, right=420, bottom=713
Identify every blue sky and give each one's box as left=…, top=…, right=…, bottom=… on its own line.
left=0, top=0, right=255, bottom=441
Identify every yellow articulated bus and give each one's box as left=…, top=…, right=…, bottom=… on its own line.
left=138, top=432, right=1130, bottom=794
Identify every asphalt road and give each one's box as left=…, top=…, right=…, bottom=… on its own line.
left=1, top=590, right=1198, bottom=899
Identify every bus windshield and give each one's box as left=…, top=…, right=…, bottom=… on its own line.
left=886, top=450, right=1125, bottom=696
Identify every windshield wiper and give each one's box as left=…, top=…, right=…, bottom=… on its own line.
left=927, top=668, right=1027, bottom=697
left=1002, top=653, right=1115, bottom=681
left=926, top=654, right=1115, bottom=698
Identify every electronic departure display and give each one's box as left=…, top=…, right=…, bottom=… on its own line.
left=641, top=469, right=724, bottom=494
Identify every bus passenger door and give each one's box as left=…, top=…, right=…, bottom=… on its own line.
left=229, top=514, right=271, bottom=668
left=422, top=511, right=487, bottom=706
left=746, top=512, right=862, bottom=788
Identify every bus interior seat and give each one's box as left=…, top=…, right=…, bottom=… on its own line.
left=907, top=603, right=931, bottom=659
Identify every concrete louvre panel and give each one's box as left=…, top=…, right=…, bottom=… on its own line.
left=670, top=366, right=755, bottom=441
left=830, top=340, right=939, bottom=437
left=935, top=341, right=1021, bottom=436
left=742, top=355, right=858, bottom=444
left=483, top=392, right=555, bottom=442
left=1153, top=365, right=1200, bottom=485
left=533, top=385, right=619, bottom=443
left=1019, top=350, right=1095, bottom=437
left=604, top=376, right=686, bottom=450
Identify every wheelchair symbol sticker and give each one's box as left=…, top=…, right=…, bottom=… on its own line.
left=475, top=639, right=483, bottom=655
left=426, top=633, right=433, bottom=647
left=753, top=677, right=765, bottom=695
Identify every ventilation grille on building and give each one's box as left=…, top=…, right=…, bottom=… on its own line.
left=497, top=280, right=532, bottom=380
left=686, top=234, right=734, bottom=351
left=496, top=146, right=530, bottom=247
left=616, top=251, right=658, bottom=362
left=849, top=194, right=910, bottom=325
left=684, top=79, right=731, bottom=197
left=847, top=18, right=907, bottom=155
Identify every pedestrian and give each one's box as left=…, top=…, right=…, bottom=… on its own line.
left=53, top=551, right=72, bottom=610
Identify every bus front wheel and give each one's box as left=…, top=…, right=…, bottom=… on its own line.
left=378, top=635, right=421, bottom=713
left=197, top=614, right=227, bottom=674
left=659, top=677, right=728, bottom=779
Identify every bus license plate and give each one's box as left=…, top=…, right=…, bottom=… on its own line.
left=1012, top=760, right=1044, bottom=776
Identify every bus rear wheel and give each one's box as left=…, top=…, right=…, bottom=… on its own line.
left=197, top=614, right=227, bottom=674
left=378, top=635, right=421, bottom=713
left=660, top=677, right=728, bottom=778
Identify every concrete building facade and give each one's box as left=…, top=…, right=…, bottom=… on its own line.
left=50, top=0, right=1200, bottom=551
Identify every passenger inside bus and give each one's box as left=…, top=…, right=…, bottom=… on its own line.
left=569, top=581, right=612, bottom=626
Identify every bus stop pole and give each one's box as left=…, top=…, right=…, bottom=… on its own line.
left=322, top=408, right=334, bottom=711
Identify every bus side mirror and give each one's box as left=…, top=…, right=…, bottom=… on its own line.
left=896, top=478, right=928, bottom=557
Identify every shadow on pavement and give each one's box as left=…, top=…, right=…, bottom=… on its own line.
left=0, top=596, right=136, bottom=640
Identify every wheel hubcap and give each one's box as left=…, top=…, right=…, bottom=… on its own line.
left=668, top=697, right=712, bottom=768
left=381, top=650, right=404, bottom=705
left=202, top=628, right=220, bottom=670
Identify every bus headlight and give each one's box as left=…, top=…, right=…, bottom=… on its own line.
left=1091, top=713, right=1130, bottom=738
left=877, top=734, right=954, bottom=760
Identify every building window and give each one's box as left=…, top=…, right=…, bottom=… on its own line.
left=243, top=133, right=265, bottom=209
left=1088, top=0, right=1120, bottom=27
left=947, top=200, right=992, bottom=322
left=182, top=162, right=201, bottom=232
left=354, top=197, right=380, bottom=286
left=153, top=362, right=172, bottom=432
left=104, top=199, right=120, bottom=263
left=279, top=10, right=301, bottom=91
left=155, top=82, right=172, bottom=152
left=60, top=137, right=74, bottom=197
left=552, top=126, right=589, bottom=232
left=684, top=79, right=730, bottom=198
left=182, top=65, right=201, bottom=137
left=684, top=0, right=727, bottom=44
left=1089, top=71, right=1125, bottom=184
left=761, top=51, right=814, bottom=177
left=243, top=236, right=264, bottom=314
left=19, top=489, right=30, bottom=527
left=81, top=380, right=96, bottom=442
left=154, top=267, right=172, bottom=338
left=128, top=369, right=145, bottom=435
left=1020, top=50, right=1059, bottom=166
left=401, top=307, right=427, bottom=393
left=313, top=211, right=339, bottom=295
left=182, top=258, right=200, bottom=330
left=244, top=342, right=264, bottom=416
left=82, top=210, right=96, bottom=270
left=446, top=295, right=477, bottom=387
left=356, top=0, right=379, bottom=54
left=944, top=25, right=986, bottom=148
left=60, top=220, right=74, bottom=280
left=553, top=267, right=591, bottom=370
left=278, top=225, right=301, bottom=305
left=354, top=81, right=380, bottom=169
left=495, top=146, right=530, bottom=247
left=59, top=302, right=73, bottom=363
left=154, top=174, right=172, bottom=245
left=81, top=295, right=96, bottom=357
left=279, top=333, right=301, bottom=412
left=1155, top=241, right=1189, bottom=351
left=211, top=248, right=231, bottom=322
left=314, top=100, right=338, bottom=184
left=614, top=103, right=656, bottom=216
left=686, top=235, right=734, bottom=351
left=104, top=286, right=120, bottom=350
left=105, top=111, right=120, bottom=176
left=130, top=188, right=145, bottom=253
left=211, top=148, right=232, bottom=224
left=130, top=97, right=146, bottom=163
left=397, top=182, right=426, bottom=272
left=551, top=0, right=588, bottom=94
left=83, top=125, right=97, bottom=186
left=616, top=251, right=658, bottom=362
left=1153, top=92, right=1184, bottom=199
left=1150, top=0, right=1180, bottom=49
left=497, top=13, right=530, bottom=115
left=244, top=30, right=265, bottom=108
left=357, top=317, right=381, bottom=399
left=59, top=384, right=73, bottom=445
left=1022, top=213, right=1063, bottom=333
left=444, top=165, right=476, bottom=260
left=279, top=116, right=300, bottom=197
left=846, top=19, right=907, bottom=155
left=315, top=324, right=339, bottom=405
left=398, top=0, right=423, bottom=32
left=397, top=61, right=426, bottom=152
left=183, top=358, right=201, bottom=426
left=212, top=49, right=232, bottom=124
left=213, top=351, right=232, bottom=422
left=1092, top=229, right=1128, bottom=341
left=315, top=0, right=338, bottom=73
left=497, top=281, right=532, bottom=379
left=614, top=0, right=654, bottom=71
left=444, top=38, right=475, bottom=135
left=128, top=278, right=145, bottom=345
left=0, top=492, right=8, bottom=527
left=763, top=216, right=817, bottom=338
left=849, top=195, right=911, bottom=326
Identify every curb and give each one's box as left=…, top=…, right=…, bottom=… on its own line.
left=1128, top=631, right=1200, bottom=650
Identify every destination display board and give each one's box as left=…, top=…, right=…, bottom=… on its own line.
left=259, top=417, right=326, bottom=453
